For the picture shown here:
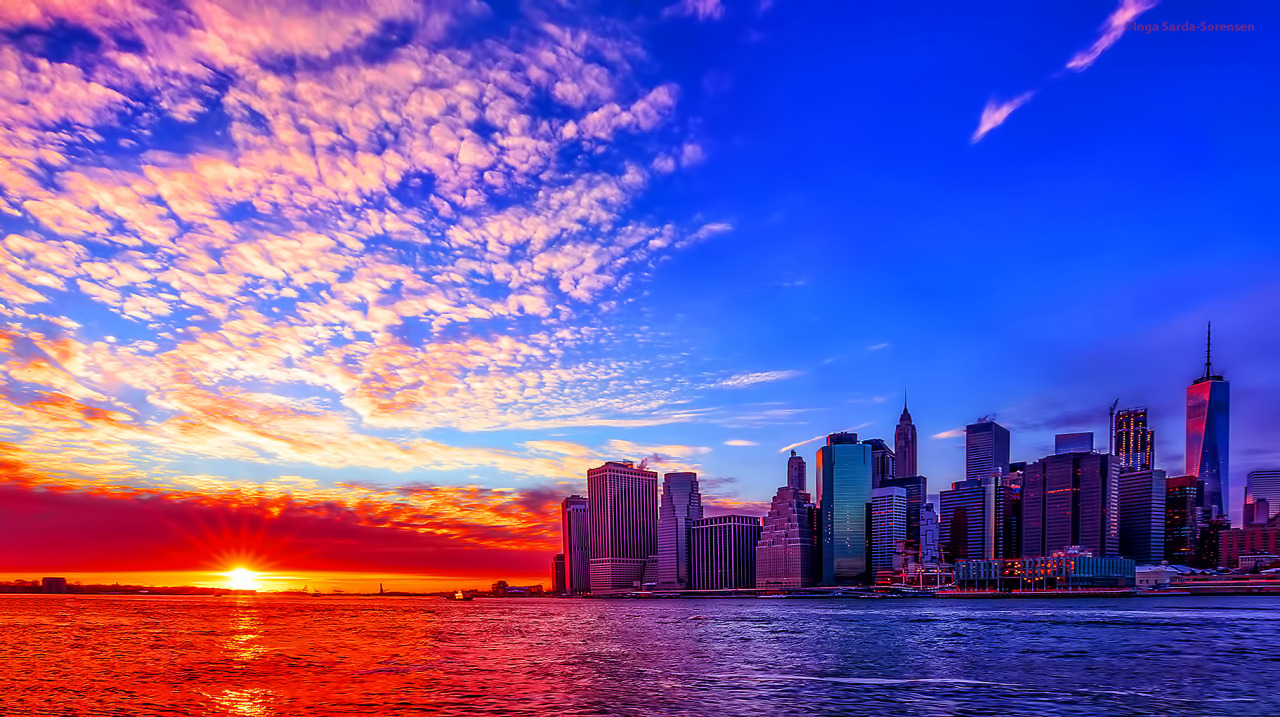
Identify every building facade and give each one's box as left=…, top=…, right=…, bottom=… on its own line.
left=755, top=486, right=818, bottom=590
left=953, top=550, right=1136, bottom=591
left=552, top=554, right=566, bottom=594
left=560, top=495, right=590, bottom=594
left=939, top=478, right=992, bottom=562
left=864, top=438, right=896, bottom=489
left=1055, top=432, right=1094, bottom=455
left=692, top=515, right=762, bottom=590
left=587, top=461, right=659, bottom=594
left=1219, top=520, right=1280, bottom=570
left=787, top=450, right=807, bottom=492
left=1114, top=407, right=1155, bottom=472
left=871, top=487, right=907, bottom=581
left=816, top=433, right=873, bottom=585
left=894, top=398, right=918, bottom=480
left=657, top=471, right=703, bottom=590
left=881, top=475, right=926, bottom=550
left=1187, top=325, right=1230, bottom=518
left=1245, top=470, right=1280, bottom=525
left=966, top=420, right=1011, bottom=483
left=1118, top=469, right=1167, bottom=564
left=1022, top=452, right=1120, bottom=558
left=920, top=502, right=940, bottom=564
left=1165, top=475, right=1199, bottom=564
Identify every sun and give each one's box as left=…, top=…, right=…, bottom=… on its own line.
left=225, top=568, right=261, bottom=591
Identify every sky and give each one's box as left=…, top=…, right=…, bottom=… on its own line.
left=1, top=0, right=1277, bottom=592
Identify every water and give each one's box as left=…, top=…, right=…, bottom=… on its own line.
left=2, top=595, right=1277, bottom=716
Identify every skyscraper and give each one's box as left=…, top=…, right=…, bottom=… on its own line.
left=657, top=472, right=703, bottom=590
left=691, top=515, right=762, bottom=590
left=864, top=438, right=895, bottom=489
left=587, top=461, right=658, bottom=594
left=1245, top=470, right=1280, bottom=525
left=966, top=420, right=1011, bottom=483
left=894, top=397, right=918, bottom=479
left=871, top=487, right=907, bottom=580
left=1115, top=408, right=1155, bottom=472
left=1118, top=469, right=1167, bottom=564
left=552, top=554, right=566, bottom=594
left=939, top=478, right=993, bottom=561
left=994, top=469, right=1023, bottom=559
left=881, top=475, right=926, bottom=550
left=1055, top=432, right=1094, bottom=455
left=920, top=502, right=940, bottom=564
left=560, top=495, right=590, bottom=595
left=1164, top=475, right=1199, bottom=564
left=755, top=486, right=817, bottom=590
left=816, top=432, right=873, bottom=585
left=787, top=450, right=807, bottom=491
left=1021, top=452, right=1120, bottom=558
left=1186, top=324, right=1229, bottom=518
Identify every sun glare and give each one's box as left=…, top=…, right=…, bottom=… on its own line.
left=225, top=568, right=261, bottom=591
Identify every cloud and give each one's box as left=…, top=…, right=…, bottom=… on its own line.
left=971, top=92, right=1035, bottom=144
left=662, top=0, right=725, bottom=21
left=724, top=439, right=757, bottom=447
left=716, top=370, right=802, bottom=389
left=971, top=0, right=1159, bottom=143
left=931, top=428, right=965, bottom=440
left=868, top=342, right=890, bottom=351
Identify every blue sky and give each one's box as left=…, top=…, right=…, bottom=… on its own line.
left=0, top=0, right=1276, bottom=578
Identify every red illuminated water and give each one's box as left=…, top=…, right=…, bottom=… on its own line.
left=2, top=595, right=1276, bottom=716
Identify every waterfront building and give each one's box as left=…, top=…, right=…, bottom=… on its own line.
left=1114, top=408, right=1155, bottom=472
left=1247, top=498, right=1272, bottom=526
left=552, top=554, right=566, bottom=594
left=41, top=577, right=68, bottom=594
left=787, top=450, right=807, bottom=491
left=755, top=486, right=818, bottom=590
left=1118, top=469, right=1167, bottom=564
left=871, top=487, right=907, bottom=582
left=920, top=502, right=941, bottom=564
left=895, top=398, right=918, bottom=480
left=881, top=475, right=926, bottom=550
left=995, top=469, right=1023, bottom=559
left=692, top=515, right=762, bottom=590
left=657, top=472, right=703, bottom=590
left=864, top=438, right=896, bottom=489
left=1021, top=452, right=1120, bottom=558
left=587, top=461, right=659, bottom=594
left=966, top=420, right=1010, bottom=483
left=1055, top=432, right=1094, bottom=455
left=816, top=432, right=873, bottom=585
left=1186, top=324, right=1230, bottom=518
left=1245, top=470, right=1280, bottom=524
left=1219, top=519, right=1280, bottom=570
left=1165, top=475, right=1199, bottom=564
left=953, top=548, right=1135, bottom=591
left=560, top=495, right=590, bottom=594
left=939, top=478, right=993, bottom=562
left=1194, top=515, right=1229, bottom=568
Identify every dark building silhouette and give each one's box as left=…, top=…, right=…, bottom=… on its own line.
left=692, top=515, right=761, bottom=590
left=551, top=554, right=566, bottom=594
left=940, top=478, right=990, bottom=562
left=1187, top=324, right=1229, bottom=518
left=894, top=397, right=918, bottom=480
left=1164, top=475, right=1199, bottom=564
left=995, top=468, right=1023, bottom=559
left=787, top=450, right=807, bottom=492
left=864, top=438, right=895, bottom=489
left=41, top=577, right=68, bottom=594
left=1022, top=452, right=1120, bottom=558
left=1118, top=469, right=1167, bottom=564
left=560, top=495, right=590, bottom=594
left=1055, top=432, right=1094, bottom=455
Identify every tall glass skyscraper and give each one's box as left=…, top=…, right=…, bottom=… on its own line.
left=1115, top=408, right=1155, bottom=472
left=1186, top=325, right=1229, bottom=519
left=657, top=472, right=703, bottom=590
left=816, top=432, right=872, bottom=585
left=894, top=397, right=918, bottom=479
left=966, top=420, right=1010, bottom=483
left=560, top=495, right=590, bottom=594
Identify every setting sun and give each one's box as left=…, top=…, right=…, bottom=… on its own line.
left=224, top=568, right=260, bottom=591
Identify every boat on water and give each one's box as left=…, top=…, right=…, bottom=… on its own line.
left=443, top=590, right=473, bottom=601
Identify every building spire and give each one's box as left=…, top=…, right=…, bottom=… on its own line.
left=1203, top=321, right=1213, bottom=379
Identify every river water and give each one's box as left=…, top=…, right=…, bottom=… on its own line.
left=1, top=595, right=1276, bottom=716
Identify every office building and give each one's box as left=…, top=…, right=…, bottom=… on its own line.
left=1055, top=432, right=1094, bottom=455
left=1186, top=324, right=1230, bottom=518
left=692, top=515, right=762, bottom=590
left=864, top=438, right=895, bottom=489
left=587, top=461, right=659, bottom=594
left=1245, top=470, right=1280, bottom=524
left=1021, top=452, right=1120, bottom=558
left=756, top=486, right=818, bottom=590
left=657, top=472, right=703, bottom=590
left=966, top=420, right=1011, bottom=483
left=871, top=487, right=907, bottom=580
left=787, top=450, right=807, bottom=492
left=895, top=397, right=918, bottom=480
left=1118, top=469, right=1167, bottom=564
left=1247, top=498, right=1272, bottom=526
left=560, top=495, right=590, bottom=594
left=816, top=432, right=873, bottom=585
left=882, top=475, right=926, bottom=549
left=995, top=469, right=1023, bottom=559
left=1114, top=408, right=1155, bottom=472
left=954, top=549, right=1135, bottom=591
left=1164, top=475, right=1199, bottom=564
left=41, top=577, right=68, bottom=594
left=939, top=478, right=993, bottom=562
left=552, top=554, right=566, bottom=594
left=1220, top=520, right=1280, bottom=570
left=920, top=502, right=940, bottom=564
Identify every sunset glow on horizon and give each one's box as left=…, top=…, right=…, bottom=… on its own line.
left=2, top=0, right=1278, bottom=590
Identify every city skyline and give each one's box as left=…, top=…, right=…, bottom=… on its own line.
left=1, top=0, right=1278, bottom=592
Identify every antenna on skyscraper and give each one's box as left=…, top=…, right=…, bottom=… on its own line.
left=1204, top=321, right=1213, bottom=379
